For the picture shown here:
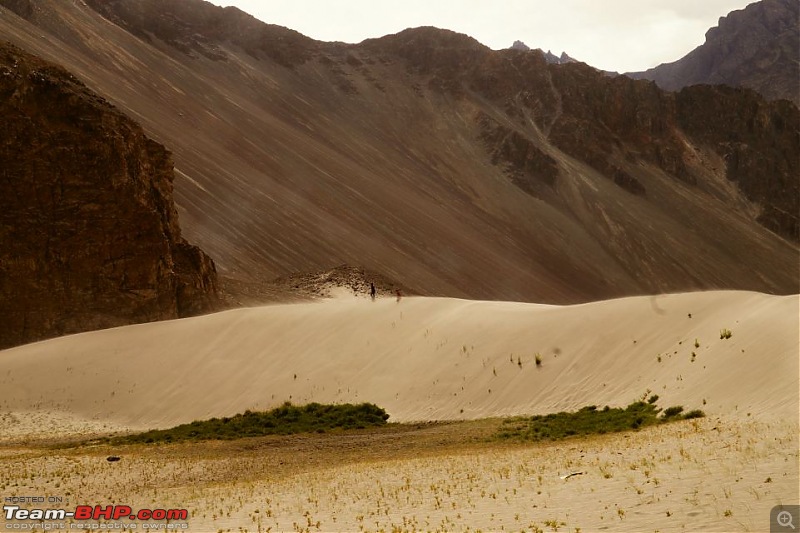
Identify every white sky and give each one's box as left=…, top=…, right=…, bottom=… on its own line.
left=206, top=0, right=756, bottom=72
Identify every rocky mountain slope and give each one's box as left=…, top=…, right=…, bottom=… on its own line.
left=630, top=0, right=799, bottom=105
left=0, top=0, right=797, bottom=310
left=0, top=42, right=218, bottom=349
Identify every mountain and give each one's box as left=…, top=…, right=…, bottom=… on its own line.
left=509, top=40, right=578, bottom=65
left=0, top=41, right=218, bottom=349
left=0, top=0, right=797, bottom=313
left=630, top=0, right=799, bottom=105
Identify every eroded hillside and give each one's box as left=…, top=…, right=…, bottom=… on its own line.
left=0, top=0, right=797, bottom=305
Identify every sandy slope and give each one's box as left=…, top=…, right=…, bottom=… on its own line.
left=0, top=291, right=797, bottom=435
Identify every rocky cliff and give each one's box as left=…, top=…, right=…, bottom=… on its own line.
left=0, top=42, right=218, bottom=349
left=630, top=0, right=799, bottom=105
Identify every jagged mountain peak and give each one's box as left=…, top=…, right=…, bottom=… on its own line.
left=510, top=40, right=530, bottom=51
left=630, top=0, right=799, bottom=104
left=508, top=40, right=579, bottom=65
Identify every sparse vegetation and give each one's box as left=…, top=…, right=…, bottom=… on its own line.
left=496, top=401, right=704, bottom=441
left=113, top=402, right=390, bottom=444
left=535, top=353, right=543, bottom=366
left=720, top=328, right=732, bottom=339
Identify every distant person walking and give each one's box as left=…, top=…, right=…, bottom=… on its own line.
left=370, top=283, right=376, bottom=301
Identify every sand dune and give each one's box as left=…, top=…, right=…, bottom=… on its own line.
left=0, top=291, right=797, bottom=532
left=0, top=290, right=796, bottom=435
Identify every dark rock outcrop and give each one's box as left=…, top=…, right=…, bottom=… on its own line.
left=630, top=0, right=799, bottom=105
left=675, top=85, right=800, bottom=239
left=0, top=42, right=218, bottom=349
left=0, top=0, right=32, bottom=19
left=477, top=112, right=561, bottom=196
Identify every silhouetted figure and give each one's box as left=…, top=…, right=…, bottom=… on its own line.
left=370, top=283, right=376, bottom=301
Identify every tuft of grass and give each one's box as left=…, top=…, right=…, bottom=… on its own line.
left=112, top=402, right=390, bottom=444
left=534, top=353, right=542, bottom=366
left=720, top=328, right=732, bottom=339
left=496, top=401, right=704, bottom=442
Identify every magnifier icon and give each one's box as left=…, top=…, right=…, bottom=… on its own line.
left=778, top=510, right=796, bottom=529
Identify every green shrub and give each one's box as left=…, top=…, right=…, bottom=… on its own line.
left=496, top=400, right=704, bottom=442
left=662, top=406, right=684, bottom=418
left=114, top=402, right=390, bottom=444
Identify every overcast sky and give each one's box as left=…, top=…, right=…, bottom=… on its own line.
left=206, top=0, right=756, bottom=72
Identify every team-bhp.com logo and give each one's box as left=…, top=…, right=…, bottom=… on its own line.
left=4, top=504, right=189, bottom=530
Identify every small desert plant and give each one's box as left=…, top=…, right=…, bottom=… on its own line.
left=647, top=394, right=659, bottom=404
left=694, top=338, right=700, bottom=348
left=720, top=328, right=732, bottom=339
left=534, top=353, right=542, bottom=366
